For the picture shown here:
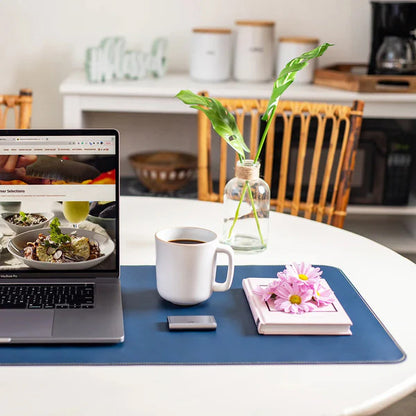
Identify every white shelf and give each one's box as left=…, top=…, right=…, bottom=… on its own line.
left=344, top=216, right=416, bottom=254
left=60, top=70, right=416, bottom=119
left=60, top=70, right=416, bottom=103
left=348, top=197, right=416, bottom=216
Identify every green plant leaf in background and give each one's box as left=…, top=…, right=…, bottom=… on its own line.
left=175, top=90, right=250, bottom=158
left=176, top=44, right=333, bottom=245
left=253, top=42, right=333, bottom=162
left=262, top=42, right=334, bottom=121
left=176, top=43, right=333, bottom=163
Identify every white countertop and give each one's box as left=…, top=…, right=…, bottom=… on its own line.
left=60, top=70, right=416, bottom=119
left=59, top=70, right=416, bottom=102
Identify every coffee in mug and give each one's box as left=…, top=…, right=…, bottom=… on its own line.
left=155, top=227, right=234, bottom=305
left=168, top=239, right=204, bottom=244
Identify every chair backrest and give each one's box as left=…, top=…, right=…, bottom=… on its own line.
left=0, top=89, right=32, bottom=129
left=197, top=95, right=364, bottom=228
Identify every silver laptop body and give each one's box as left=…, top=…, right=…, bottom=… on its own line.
left=0, top=129, right=124, bottom=343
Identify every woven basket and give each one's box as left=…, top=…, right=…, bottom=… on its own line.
left=129, top=151, right=197, bottom=193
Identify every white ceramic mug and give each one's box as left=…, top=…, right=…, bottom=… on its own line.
left=155, top=227, right=234, bottom=305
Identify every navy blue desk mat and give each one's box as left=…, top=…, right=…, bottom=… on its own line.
left=0, top=265, right=405, bottom=365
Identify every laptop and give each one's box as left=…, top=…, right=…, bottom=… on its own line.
left=0, top=129, right=124, bottom=343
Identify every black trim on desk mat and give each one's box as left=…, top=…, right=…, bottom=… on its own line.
left=0, top=265, right=406, bottom=365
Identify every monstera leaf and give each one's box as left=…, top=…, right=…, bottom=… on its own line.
left=263, top=43, right=333, bottom=121
left=176, top=90, right=250, bottom=158
left=176, top=43, right=333, bottom=162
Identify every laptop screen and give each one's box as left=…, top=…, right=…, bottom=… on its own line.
left=0, top=129, right=119, bottom=279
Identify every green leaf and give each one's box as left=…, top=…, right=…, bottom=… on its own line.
left=176, top=90, right=249, bottom=158
left=262, top=42, right=334, bottom=121
left=176, top=43, right=332, bottom=161
left=49, top=217, right=70, bottom=245
left=175, top=90, right=208, bottom=107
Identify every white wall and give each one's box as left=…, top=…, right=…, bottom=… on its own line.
left=1, top=0, right=371, bottom=175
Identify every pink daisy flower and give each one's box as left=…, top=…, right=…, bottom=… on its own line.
left=283, top=262, right=322, bottom=288
left=276, top=269, right=290, bottom=283
left=254, top=280, right=280, bottom=302
left=273, top=281, right=316, bottom=314
left=313, top=280, right=336, bottom=307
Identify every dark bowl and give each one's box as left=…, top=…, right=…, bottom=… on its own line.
left=129, top=151, right=197, bottom=193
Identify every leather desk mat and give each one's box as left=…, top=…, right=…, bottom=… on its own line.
left=0, top=265, right=405, bottom=365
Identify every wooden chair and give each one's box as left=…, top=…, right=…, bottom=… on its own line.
left=0, top=89, right=32, bottom=129
left=197, top=95, right=364, bottom=228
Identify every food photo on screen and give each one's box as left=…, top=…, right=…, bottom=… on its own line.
left=0, top=200, right=116, bottom=272
left=0, top=154, right=116, bottom=185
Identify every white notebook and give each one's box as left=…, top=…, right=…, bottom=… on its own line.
left=243, top=277, right=353, bottom=335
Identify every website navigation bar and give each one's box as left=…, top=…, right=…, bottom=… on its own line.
left=0, top=136, right=115, bottom=155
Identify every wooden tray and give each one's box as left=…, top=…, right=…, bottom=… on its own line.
left=314, top=63, right=416, bottom=93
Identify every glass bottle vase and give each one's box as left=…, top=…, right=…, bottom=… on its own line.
left=222, top=160, right=270, bottom=252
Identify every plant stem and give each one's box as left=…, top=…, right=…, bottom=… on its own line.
left=227, top=181, right=248, bottom=239
left=229, top=103, right=275, bottom=247
left=227, top=180, right=265, bottom=246
left=254, top=105, right=277, bottom=163
left=247, top=183, right=265, bottom=245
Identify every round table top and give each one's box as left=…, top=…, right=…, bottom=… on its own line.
left=3, top=196, right=416, bottom=416
left=121, top=197, right=416, bottom=416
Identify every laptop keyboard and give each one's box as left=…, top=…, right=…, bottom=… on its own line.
left=0, top=284, right=95, bottom=309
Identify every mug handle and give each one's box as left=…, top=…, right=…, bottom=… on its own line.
left=212, top=244, right=234, bottom=292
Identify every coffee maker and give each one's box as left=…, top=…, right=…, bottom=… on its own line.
left=368, top=1, right=416, bottom=75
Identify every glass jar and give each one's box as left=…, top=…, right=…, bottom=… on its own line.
left=376, top=36, right=416, bottom=75
left=222, top=160, right=270, bottom=252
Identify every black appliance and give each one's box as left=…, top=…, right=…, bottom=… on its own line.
left=369, top=1, right=416, bottom=75
left=264, top=118, right=414, bottom=206
left=349, top=119, right=413, bottom=205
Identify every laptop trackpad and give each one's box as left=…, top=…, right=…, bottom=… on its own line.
left=0, top=310, right=53, bottom=337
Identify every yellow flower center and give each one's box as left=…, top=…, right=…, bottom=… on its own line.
left=298, top=274, right=308, bottom=281
left=316, top=291, right=321, bottom=297
left=289, top=295, right=302, bottom=304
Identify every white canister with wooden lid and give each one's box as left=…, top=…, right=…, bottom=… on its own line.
left=276, top=37, right=319, bottom=83
left=190, top=28, right=232, bottom=82
left=233, top=20, right=275, bottom=82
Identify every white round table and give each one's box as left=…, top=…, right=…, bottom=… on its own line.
left=2, top=196, right=415, bottom=416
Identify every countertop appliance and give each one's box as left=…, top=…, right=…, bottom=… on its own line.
left=369, top=1, right=416, bottom=75
left=266, top=117, right=414, bottom=206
